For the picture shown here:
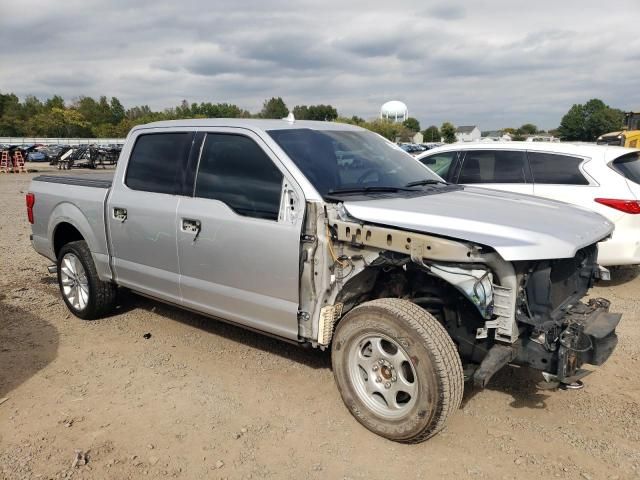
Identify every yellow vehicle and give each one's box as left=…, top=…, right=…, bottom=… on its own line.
left=597, top=111, right=640, bottom=148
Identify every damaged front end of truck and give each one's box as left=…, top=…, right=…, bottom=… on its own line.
left=298, top=201, right=620, bottom=389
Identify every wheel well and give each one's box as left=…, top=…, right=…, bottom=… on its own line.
left=335, top=264, right=490, bottom=364
left=336, top=264, right=463, bottom=315
left=53, top=222, right=84, bottom=258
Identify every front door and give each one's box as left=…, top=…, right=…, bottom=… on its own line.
left=418, top=150, right=459, bottom=182
left=177, top=130, right=304, bottom=340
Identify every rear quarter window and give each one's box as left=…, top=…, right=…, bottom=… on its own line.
left=528, top=152, right=589, bottom=185
left=612, top=152, right=640, bottom=185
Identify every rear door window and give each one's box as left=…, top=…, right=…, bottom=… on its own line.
left=612, top=152, right=640, bottom=185
left=126, top=133, right=194, bottom=194
left=419, top=151, right=457, bottom=181
left=194, top=133, right=284, bottom=221
left=457, top=150, right=527, bottom=184
left=528, top=152, right=589, bottom=185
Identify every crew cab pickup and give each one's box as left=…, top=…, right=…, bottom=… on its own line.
left=28, top=119, right=621, bottom=443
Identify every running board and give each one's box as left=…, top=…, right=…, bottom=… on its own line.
left=473, top=344, right=517, bottom=388
left=47, top=265, right=57, bottom=274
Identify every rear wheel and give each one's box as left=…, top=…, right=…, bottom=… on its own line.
left=57, top=240, right=117, bottom=319
left=331, top=298, right=463, bottom=443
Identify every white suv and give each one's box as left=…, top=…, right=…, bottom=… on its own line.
left=417, top=142, right=640, bottom=266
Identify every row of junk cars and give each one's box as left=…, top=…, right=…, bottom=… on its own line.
left=0, top=143, right=123, bottom=169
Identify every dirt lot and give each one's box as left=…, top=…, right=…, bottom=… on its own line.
left=1, top=167, right=639, bottom=480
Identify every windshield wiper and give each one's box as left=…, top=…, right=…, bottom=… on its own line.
left=405, top=179, right=449, bottom=187
left=327, top=185, right=418, bottom=196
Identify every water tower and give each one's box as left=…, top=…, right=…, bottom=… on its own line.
left=380, top=100, right=409, bottom=122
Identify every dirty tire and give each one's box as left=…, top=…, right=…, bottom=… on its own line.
left=331, top=298, right=463, bottom=443
left=57, top=240, right=117, bottom=320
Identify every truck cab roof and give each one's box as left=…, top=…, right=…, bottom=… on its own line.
left=134, top=118, right=365, bottom=133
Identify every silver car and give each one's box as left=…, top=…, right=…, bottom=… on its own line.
left=28, top=119, right=621, bottom=442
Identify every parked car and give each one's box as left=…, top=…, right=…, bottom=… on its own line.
left=416, top=143, right=640, bottom=266
left=27, top=150, right=49, bottom=162
left=399, top=143, right=426, bottom=155
left=421, top=142, right=444, bottom=150
left=27, top=119, right=620, bottom=443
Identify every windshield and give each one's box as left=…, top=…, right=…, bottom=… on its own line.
left=267, top=128, right=441, bottom=197
left=612, top=151, right=640, bottom=185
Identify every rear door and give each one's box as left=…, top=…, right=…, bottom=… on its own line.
left=454, top=149, right=533, bottom=195
left=107, top=129, right=195, bottom=303
left=176, top=129, right=304, bottom=340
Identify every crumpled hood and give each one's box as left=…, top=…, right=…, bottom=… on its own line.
left=342, top=187, right=614, bottom=261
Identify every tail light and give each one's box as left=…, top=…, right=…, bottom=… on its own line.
left=26, top=193, right=35, bottom=224
left=595, top=198, right=640, bottom=214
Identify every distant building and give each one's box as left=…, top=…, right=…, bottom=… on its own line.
left=455, top=125, right=481, bottom=142
left=481, top=130, right=512, bottom=142
left=393, top=131, right=423, bottom=144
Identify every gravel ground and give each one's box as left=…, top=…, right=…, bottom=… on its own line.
left=1, top=166, right=639, bottom=480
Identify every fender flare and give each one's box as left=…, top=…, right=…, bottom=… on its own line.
left=48, top=201, right=106, bottom=257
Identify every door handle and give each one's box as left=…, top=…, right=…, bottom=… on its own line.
left=182, top=219, right=201, bottom=239
left=113, top=207, right=127, bottom=222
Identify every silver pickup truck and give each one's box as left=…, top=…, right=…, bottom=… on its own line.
left=28, top=119, right=621, bottom=443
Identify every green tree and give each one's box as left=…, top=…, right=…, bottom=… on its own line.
left=294, top=104, right=338, bottom=121
left=110, top=97, right=125, bottom=124
left=334, top=116, right=360, bottom=126
left=26, top=107, right=91, bottom=137
left=0, top=93, right=23, bottom=135
left=519, top=123, right=538, bottom=135
left=74, top=96, right=99, bottom=123
left=23, top=95, right=44, bottom=118
left=0, top=92, right=18, bottom=117
left=558, top=99, right=624, bottom=141
left=292, top=105, right=309, bottom=119
left=422, top=125, right=440, bottom=142
left=96, top=96, right=112, bottom=124
left=308, top=104, right=338, bottom=121
left=173, top=99, right=192, bottom=118
left=45, top=95, right=65, bottom=110
left=126, top=105, right=153, bottom=120
left=260, top=97, right=288, bottom=119
left=402, top=117, right=420, bottom=133
left=441, top=122, right=457, bottom=143
left=364, top=118, right=401, bottom=141
left=93, top=122, right=122, bottom=137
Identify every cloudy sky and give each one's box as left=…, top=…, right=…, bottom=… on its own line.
left=2, top=0, right=639, bottom=129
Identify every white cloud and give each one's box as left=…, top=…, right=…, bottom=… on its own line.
left=0, top=0, right=638, bottom=129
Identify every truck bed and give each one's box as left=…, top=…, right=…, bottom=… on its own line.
left=33, top=172, right=114, bottom=189
left=30, top=171, right=114, bottom=281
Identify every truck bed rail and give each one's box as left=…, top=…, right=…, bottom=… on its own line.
left=33, top=174, right=113, bottom=189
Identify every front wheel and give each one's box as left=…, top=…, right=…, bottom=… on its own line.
left=57, top=240, right=117, bottom=320
left=331, top=298, right=463, bottom=443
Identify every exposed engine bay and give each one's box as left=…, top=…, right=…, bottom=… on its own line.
left=298, top=201, right=620, bottom=388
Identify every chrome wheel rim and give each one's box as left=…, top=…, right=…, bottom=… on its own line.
left=347, top=333, right=419, bottom=419
left=60, top=253, right=89, bottom=311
